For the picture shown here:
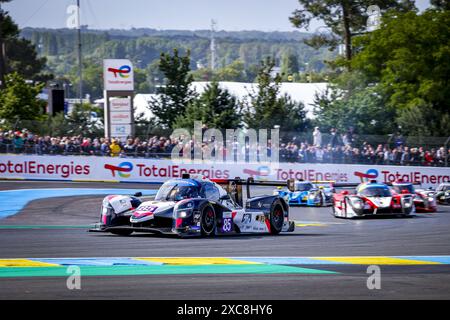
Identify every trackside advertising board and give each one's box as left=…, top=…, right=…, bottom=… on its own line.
left=0, top=155, right=449, bottom=188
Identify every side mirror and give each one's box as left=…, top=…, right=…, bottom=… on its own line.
left=401, top=190, right=410, bottom=194
left=341, top=190, right=349, bottom=195
left=133, top=192, right=142, bottom=197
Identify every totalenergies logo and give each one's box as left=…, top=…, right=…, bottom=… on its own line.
left=354, top=168, right=378, bottom=181
left=107, top=65, right=131, bottom=78
left=243, top=166, right=270, bottom=179
left=104, top=162, right=133, bottom=178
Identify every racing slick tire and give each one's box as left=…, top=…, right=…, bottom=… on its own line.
left=269, top=200, right=284, bottom=235
left=110, top=229, right=133, bottom=236
left=200, top=203, right=216, bottom=236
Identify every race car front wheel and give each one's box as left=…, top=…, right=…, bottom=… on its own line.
left=269, top=201, right=284, bottom=235
left=200, top=203, right=216, bottom=236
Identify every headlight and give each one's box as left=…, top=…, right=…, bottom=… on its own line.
left=101, top=205, right=112, bottom=216
left=175, top=208, right=193, bottom=218
left=428, top=197, right=434, bottom=202
left=309, top=193, right=317, bottom=199
left=403, top=198, right=413, bottom=208
left=349, top=196, right=364, bottom=209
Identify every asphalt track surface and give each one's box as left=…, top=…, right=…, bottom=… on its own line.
left=0, top=180, right=449, bottom=299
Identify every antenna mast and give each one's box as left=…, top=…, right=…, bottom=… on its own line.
left=77, top=0, right=83, bottom=105
left=210, top=19, right=217, bottom=71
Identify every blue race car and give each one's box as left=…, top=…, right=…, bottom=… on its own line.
left=273, top=180, right=335, bottom=206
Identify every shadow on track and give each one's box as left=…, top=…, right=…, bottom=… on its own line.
left=89, top=232, right=328, bottom=240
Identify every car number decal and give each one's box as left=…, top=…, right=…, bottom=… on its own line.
left=222, top=218, right=233, bottom=232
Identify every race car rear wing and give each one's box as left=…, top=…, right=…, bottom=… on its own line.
left=212, top=177, right=295, bottom=206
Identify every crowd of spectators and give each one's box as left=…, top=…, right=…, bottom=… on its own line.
left=280, top=127, right=449, bottom=166
left=0, top=128, right=449, bottom=167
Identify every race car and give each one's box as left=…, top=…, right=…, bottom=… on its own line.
left=273, top=180, right=334, bottom=206
left=332, top=181, right=414, bottom=219
left=435, top=183, right=450, bottom=205
left=390, top=181, right=437, bottom=212
left=89, top=174, right=296, bottom=237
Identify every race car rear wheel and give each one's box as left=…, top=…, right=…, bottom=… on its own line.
left=269, top=201, right=284, bottom=235
left=200, top=203, right=216, bottom=236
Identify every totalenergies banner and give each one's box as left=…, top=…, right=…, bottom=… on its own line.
left=0, top=155, right=449, bottom=188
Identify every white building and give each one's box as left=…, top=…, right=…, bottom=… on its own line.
left=96, top=81, right=329, bottom=120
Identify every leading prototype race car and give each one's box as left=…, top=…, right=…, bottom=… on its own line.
left=435, top=183, right=450, bottom=205
left=332, top=181, right=414, bottom=218
left=390, top=181, right=437, bottom=212
left=89, top=175, right=296, bottom=237
left=273, top=180, right=334, bottom=206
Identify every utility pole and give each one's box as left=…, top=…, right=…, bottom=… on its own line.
left=0, top=2, right=6, bottom=89
left=210, top=19, right=216, bottom=71
left=76, top=0, right=83, bottom=105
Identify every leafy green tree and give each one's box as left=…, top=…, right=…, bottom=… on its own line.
left=396, top=102, right=450, bottom=137
left=145, top=59, right=165, bottom=93
left=148, top=49, right=196, bottom=128
left=63, top=103, right=104, bottom=137
left=67, top=59, right=102, bottom=100
left=431, top=0, right=450, bottom=10
left=214, top=60, right=246, bottom=82
left=351, top=9, right=450, bottom=136
left=280, top=51, right=299, bottom=81
left=192, top=60, right=247, bottom=82
left=244, top=57, right=309, bottom=139
left=313, top=83, right=396, bottom=135
left=0, top=2, right=50, bottom=86
left=134, top=68, right=150, bottom=93
left=0, top=72, right=46, bottom=126
left=289, top=0, right=415, bottom=64
left=173, top=81, right=241, bottom=130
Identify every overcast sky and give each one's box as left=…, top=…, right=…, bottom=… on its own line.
left=2, top=0, right=432, bottom=32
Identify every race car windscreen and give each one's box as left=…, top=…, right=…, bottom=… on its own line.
left=393, top=185, right=414, bottom=194
left=359, top=186, right=392, bottom=197
left=296, top=183, right=314, bottom=191
left=155, top=183, right=199, bottom=201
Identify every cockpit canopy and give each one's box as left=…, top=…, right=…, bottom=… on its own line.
left=295, top=182, right=314, bottom=192
left=393, top=184, right=414, bottom=194
left=359, top=185, right=392, bottom=197
left=155, top=180, right=200, bottom=201
left=154, top=179, right=222, bottom=202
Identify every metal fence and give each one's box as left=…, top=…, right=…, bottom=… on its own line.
left=1, top=122, right=449, bottom=167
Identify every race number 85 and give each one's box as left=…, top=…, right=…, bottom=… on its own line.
left=222, top=218, right=232, bottom=232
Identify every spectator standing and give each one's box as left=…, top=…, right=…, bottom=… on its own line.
left=401, top=147, right=410, bottom=165
left=110, top=139, right=122, bottom=157
left=13, top=132, right=24, bottom=153
left=123, top=138, right=136, bottom=157
left=313, top=127, right=322, bottom=147
left=330, top=128, right=340, bottom=147
left=100, top=138, right=110, bottom=156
